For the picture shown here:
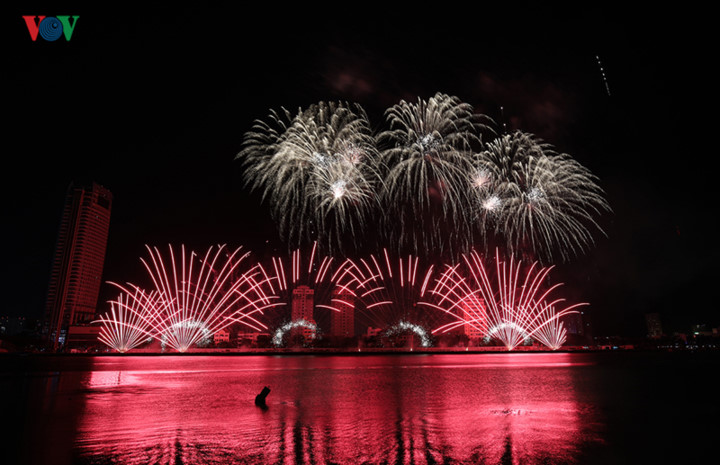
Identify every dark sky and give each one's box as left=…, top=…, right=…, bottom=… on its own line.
left=3, top=5, right=714, bottom=337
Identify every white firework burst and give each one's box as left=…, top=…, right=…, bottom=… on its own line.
left=377, top=92, right=494, bottom=260
left=237, top=101, right=383, bottom=255
left=472, top=131, right=611, bottom=264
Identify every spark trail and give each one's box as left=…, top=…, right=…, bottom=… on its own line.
left=471, top=131, right=611, bottom=264
left=96, top=244, right=275, bottom=352
left=238, top=101, right=383, bottom=256
left=425, top=249, right=586, bottom=350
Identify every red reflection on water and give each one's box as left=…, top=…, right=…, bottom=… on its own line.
left=75, top=353, right=601, bottom=464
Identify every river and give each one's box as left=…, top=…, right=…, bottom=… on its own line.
left=1, top=351, right=717, bottom=464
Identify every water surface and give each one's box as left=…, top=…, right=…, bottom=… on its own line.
left=2, top=351, right=716, bottom=464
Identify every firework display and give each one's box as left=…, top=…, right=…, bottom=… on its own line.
left=271, top=319, right=319, bottom=347
left=426, top=249, right=586, bottom=350
left=237, top=101, right=383, bottom=256
left=471, top=131, right=611, bottom=264
left=95, top=288, right=164, bottom=353
left=96, top=92, right=607, bottom=352
left=384, top=321, right=432, bottom=348
left=96, top=245, right=584, bottom=351
left=253, top=241, right=356, bottom=345
left=96, top=244, right=277, bottom=352
left=238, top=93, right=608, bottom=264
left=377, top=92, right=493, bottom=259
left=334, top=249, right=441, bottom=337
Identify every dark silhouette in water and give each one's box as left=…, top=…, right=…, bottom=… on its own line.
left=255, top=386, right=270, bottom=408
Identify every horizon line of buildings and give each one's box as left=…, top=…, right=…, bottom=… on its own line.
left=17, top=181, right=596, bottom=352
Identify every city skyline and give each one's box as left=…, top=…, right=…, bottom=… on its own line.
left=3, top=5, right=714, bottom=339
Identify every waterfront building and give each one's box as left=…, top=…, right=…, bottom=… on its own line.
left=330, top=286, right=355, bottom=338
left=461, top=294, right=487, bottom=339
left=213, top=329, right=230, bottom=345
left=291, top=285, right=315, bottom=342
left=291, top=285, right=314, bottom=322
left=44, top=182, right=112, bottom=350
left=645, top=313, right=663, bottom=339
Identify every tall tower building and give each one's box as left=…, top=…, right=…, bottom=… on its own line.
left=45, top=182, right=112, bottom=350
left=330, top=286, right=355, bottom=338
left=564, top=312, right=585, bottom=337
left=645, top=313, right=663, bottom=339
left=291, top=285, right=315, bottom=341
left=291, top=285, right=314, bottom=322
left=461, top=294, right=487, bottom=339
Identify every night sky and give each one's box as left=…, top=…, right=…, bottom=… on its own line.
left=3, top=5, right=714, bottom=337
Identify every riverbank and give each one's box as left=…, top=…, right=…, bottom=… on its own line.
left=3, top=344, right=711, bottom=357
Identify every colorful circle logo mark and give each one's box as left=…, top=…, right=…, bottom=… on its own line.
left=22, top=16, right=80, bottom=42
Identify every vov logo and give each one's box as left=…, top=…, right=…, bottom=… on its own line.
left=23, top=16, right=79, bottom=41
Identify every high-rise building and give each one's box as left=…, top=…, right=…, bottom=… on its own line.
left=461, top=294, right=487, bottom=339
left=291, top=285, right=315, bottom=341
left=645, top=313, right=663, bottom=339
left=564, top=312, right=585, bottom=336
left=330, top=286, right=355, bottom=338
left=44, top=182, right=112, bottom=350
left=291, top=285, right=314, bottom=322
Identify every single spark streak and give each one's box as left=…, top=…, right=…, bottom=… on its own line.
left=363, top=251, right=392, bottom=280
left=331, top=298, right=355, bottom=309
left=361, top=287, right=385, bottom=298
left=316, top=304, right=341, bottom=312
left=317, top=256, right=333, bottom=284
left=596, top=55, right=611, bottom=96
left=358, top=258, right=373, bottom=277
left=411, top=255, right=418, bottom=287
left=308, top=241, right=317, bottom=274
left=367, top=301, right=393, bottom=309
left=407, top=255, right=413, bottom=285
left=293, top=250, right=298, bottom=284
left=384, top=249, right=393, bottom=279
left=278, top=258, right=287, bottom=291
left=420, top=266, right=433, bottom=297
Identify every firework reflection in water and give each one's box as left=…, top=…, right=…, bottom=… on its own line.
left=67, top=354, right=604, bottom=465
